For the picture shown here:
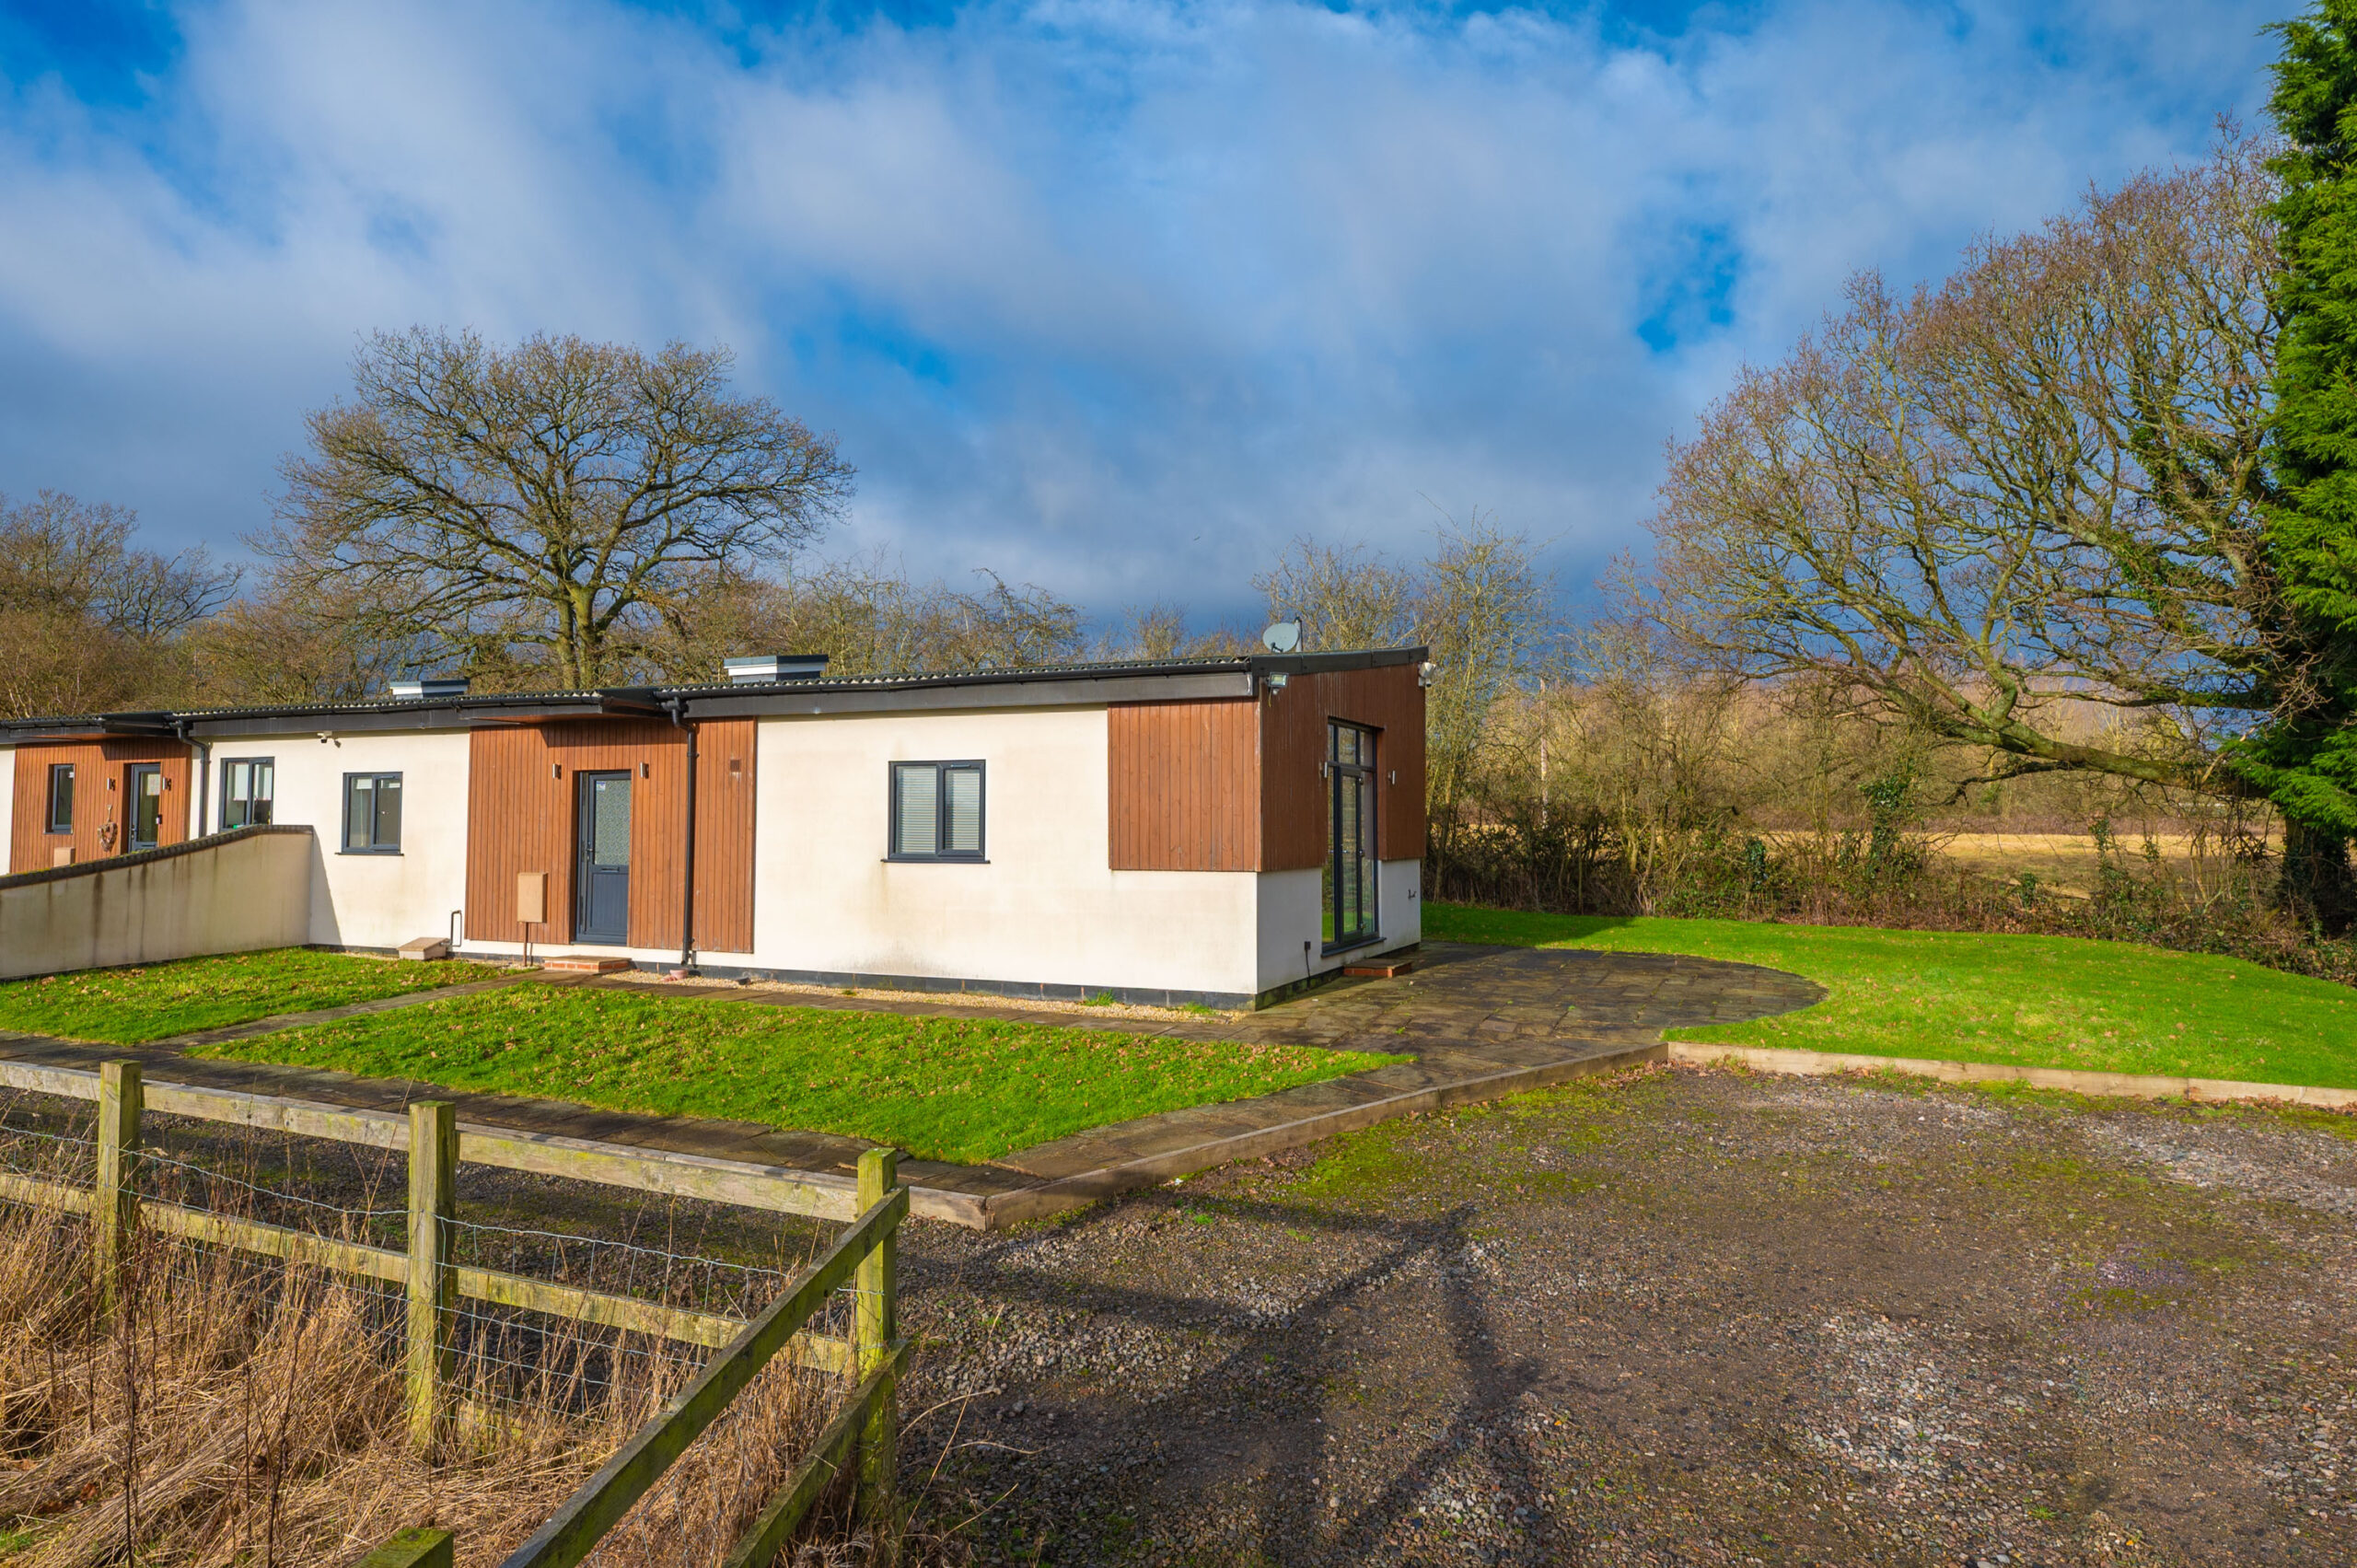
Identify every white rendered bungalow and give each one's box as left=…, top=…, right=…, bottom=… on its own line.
left=0, top=650, right=1428, bottom=1007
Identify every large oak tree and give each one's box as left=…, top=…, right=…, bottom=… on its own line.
left=265, top=330, right=854, bottom=690
left=1643, top=144, right=2291, bottom=812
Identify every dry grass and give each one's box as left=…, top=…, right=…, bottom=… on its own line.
left=0, top=1146, right=898, bottom=1568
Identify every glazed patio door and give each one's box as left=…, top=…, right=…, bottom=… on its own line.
left=1324, top=722, right=1377, bottom=947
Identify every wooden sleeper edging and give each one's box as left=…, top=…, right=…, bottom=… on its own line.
left=1664, top=1041, right=2357, bottom=1109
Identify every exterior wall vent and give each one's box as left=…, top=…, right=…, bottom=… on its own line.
left=723, top=654, right=830, bottom=685
left=389, top=677, right=471, bottom=701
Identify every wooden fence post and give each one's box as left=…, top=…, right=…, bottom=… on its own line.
left=407, top=1100, right=458, bottom=1455
left=96, top=1060, right=143, bottom=1318
left=854, top=1146, right=899, bottom=1524
left=355, top=1527, right=454, bottom=1568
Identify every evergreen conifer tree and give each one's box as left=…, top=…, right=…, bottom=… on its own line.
left=2244, top=1, right=2357, bottom=921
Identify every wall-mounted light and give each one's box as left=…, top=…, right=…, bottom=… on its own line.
left=1265, top=671, right=1290, bottom=691
left=1416, top=661, right=1438, bottom=688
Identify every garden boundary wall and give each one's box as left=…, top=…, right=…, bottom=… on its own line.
left=0, top=823, right=315, bottom=981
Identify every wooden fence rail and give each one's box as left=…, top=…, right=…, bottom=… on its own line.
left=0, top=1057, right=908, bottom=1566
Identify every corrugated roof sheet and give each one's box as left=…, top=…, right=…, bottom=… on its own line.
left=0, top=647, right=1424, bottom=732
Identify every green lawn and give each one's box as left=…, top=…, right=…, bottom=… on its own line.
left=0, top=949, right=505, bottom=1044
left=1426, top=903, right=2357, bottom=1090
left=192, top=985, right=1407, bottom=1165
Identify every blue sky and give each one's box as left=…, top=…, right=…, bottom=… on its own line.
left=0, top=0, right=2284, bottom=629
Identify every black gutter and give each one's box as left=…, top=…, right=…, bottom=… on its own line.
left=172, top=717, right=212, bottom=837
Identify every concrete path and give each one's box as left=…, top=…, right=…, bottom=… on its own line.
left=0, top=942, right=1825, bottom=1227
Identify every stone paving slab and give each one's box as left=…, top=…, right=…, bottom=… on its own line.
left=0, top=940, right=1827, bottom=1227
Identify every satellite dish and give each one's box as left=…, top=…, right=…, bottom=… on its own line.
left=1261, top=619, right=1302, bottom=654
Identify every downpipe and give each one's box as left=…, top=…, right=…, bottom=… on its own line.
left=666, top=695, right=700, bottom=976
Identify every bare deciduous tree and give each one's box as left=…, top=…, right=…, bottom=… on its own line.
left=1643, top=142, right=2286, bottom=802
left=265, top=330, right=854, bottom=690
left=640, top=553, right=1084, bottom=681
left=1256, top=517, right=1562, bottom=875
left=1254, top=539, right=1420, bottom=651
left=0, top=492, right=237, bottom=718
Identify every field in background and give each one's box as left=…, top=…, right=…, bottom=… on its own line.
left=1932, top=830, right=2272, bottom=899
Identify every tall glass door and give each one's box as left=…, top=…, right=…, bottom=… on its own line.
left=1324, top=722, right=1378, bottom=947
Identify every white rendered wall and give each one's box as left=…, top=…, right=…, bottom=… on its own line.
left=0, top=745, right=13, bottom=865
left=260, top=731, right=472, bottom=951
left=749, top=707, right=1262, bottom=998
left=1253, top=858, right=1423, bottom=994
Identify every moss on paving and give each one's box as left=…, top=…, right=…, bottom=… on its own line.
left=1428, top=902, right=2357, bottom=1090
left=0, top=948, right=505, bottom=1044
left=193, top=983, right=1406, bottom=1166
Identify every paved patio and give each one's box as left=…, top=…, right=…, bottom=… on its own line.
left=0, top=942, right=1824, bottom=1226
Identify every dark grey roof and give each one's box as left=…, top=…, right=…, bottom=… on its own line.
left=0, top=647, right=1428, bottom=741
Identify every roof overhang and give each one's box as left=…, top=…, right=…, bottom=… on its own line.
left=2, top=648, right=1430, bottom=740
left=679, top=667, right=1258, bottom=718
left=459, top=693, right=668, bottom=726
left=0, top=714, right=181, bottom=745
left=175, top=691, right=668, bottom=739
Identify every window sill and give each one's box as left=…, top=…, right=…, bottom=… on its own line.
left=882, top=855, right=991, bottom=865
left=337, top=848, right=404, bottom=856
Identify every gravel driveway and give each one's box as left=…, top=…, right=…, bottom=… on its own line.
left=893, top=1064, right=2357, bottom=1567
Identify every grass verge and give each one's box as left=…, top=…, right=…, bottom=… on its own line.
left=193, top=984, right=1407, bottom=1164
left=0, top=948, right=505, bottom=1044
left=1426, top=903, right=2357, bottom=1090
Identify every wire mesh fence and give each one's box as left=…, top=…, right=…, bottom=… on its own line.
left=0, top=1068, right=903, bottom=1567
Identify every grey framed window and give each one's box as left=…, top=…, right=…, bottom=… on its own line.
left=342, top=772, right=403, bottom=853
left=44, top=763, right=75, bottom=835
left=889, top=761, right=984, bottom=861
left=221, top=758, right=275, bottom=829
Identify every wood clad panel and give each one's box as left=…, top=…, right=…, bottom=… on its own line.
left=9, top=740, right=192, bottom=875
left=1259, top=664, right=1427, bottom=872
left=1107, top=699, right=1260, bottom=871
left=692, top=718, right=757, bottom=954
left=464, top=721, right=689, bottom=949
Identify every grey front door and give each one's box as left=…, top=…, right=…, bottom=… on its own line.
left=127, top=764, right=165, bottom=852
left=575, top=771, right=631, bottom=945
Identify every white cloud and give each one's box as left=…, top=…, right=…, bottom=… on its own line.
left=0, top=0, right=2281, bottom=623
